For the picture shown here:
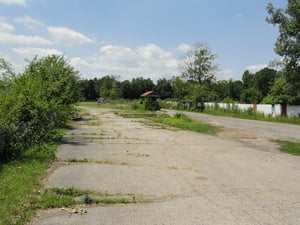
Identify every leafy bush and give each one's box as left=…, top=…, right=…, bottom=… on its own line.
left=130, top=99, right=145, bottom=110
left=143, top=98, right=161, bottom=111
left=0, top=55, right=82, bottom=162
left=173, top=113, right=192, bottom=122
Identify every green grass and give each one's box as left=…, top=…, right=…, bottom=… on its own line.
left=30, top=187, right=137, bottom=208
left=117, top=111, right=219, bottom=135
left=277, top=140, right=300, bottom=156
left=150, top=113, right=219, bottom=135
left=79, top=101, right=130, bottom=110
left=0, top=144, right=58, bottom=225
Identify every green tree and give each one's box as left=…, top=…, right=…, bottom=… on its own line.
left=191, top=84, right=215, bottom=111
left=214, top=80, right=229, bottom=101
left=98, top=76, right=115, bottom=99
left=121, top=80, right=132, bottom=99
left=228, top=79, right=243, bottom=101
left=97, top=75, right=122, bottom=100
left=21, top=55, right=82, bottom=127
left=242, top=70, right=255, bottom=89
left=264, top=77, right=292, bottom=104
left=154, top=78, right=174, bottom=99
left=80, top=79, right=98, bottom=100
left=240, top=88, right=263, bottom=104
left=130, top=77, right=154, bottom=98
left=267, top=0, right=300, bottom=103
left=179, top=43, right=218, bottom=84
left=255, top=68, right=277, bottom=97
left=110, top=81, right=122, bottom=99
left=172, top=76, right=191, bottom=99
left=0, top=55, right=82, bottom=161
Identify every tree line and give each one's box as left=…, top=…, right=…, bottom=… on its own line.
left=79, top=67, right=278, bottom=105
left=81, top=0, right=300, bottom=107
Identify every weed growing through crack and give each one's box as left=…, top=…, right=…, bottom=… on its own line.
left=32, top=187, right=138, bottom=208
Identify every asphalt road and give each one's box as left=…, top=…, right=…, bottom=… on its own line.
left=30, top=107, right=300, bottom=225
left=181, top=110, right=300, bottom=142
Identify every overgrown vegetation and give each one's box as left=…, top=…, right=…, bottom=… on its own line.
left=116, top=109, right=219, bottom=135
left=31, top=187, right=137, bottom=209
left=0, top=55, right=82, bottom=162
left=0, top=134, right=62, bottom=225
left=277, top=140, right=300, bottom=156
left=0, top=55, right=82, bottom=225
left=149, top=112, right=219, bottom=135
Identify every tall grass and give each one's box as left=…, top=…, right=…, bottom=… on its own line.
left=0, top=144, right=57, bottom=225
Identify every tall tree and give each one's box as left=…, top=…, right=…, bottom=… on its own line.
left=240, top=88, right=263, bottom=104
left=264, top=77, right=292, bottom=104
left=242, top=70, right=255, bottom=89
left=98, top=75, right=122, bottom=99
left=267, top=0, right=300, bottom=103
left=214, top=80, right=230, bottom=101
left=255, top=68, right=277, bottom=97
left=172, top=76, right=191, bottom=99
left=154, top=78, right=174, bottom=99
left=130, top=77, right=154, bottom=98
left=228, top=79, right=243, bottom=101
left=179, top=43, right=218, bottom=84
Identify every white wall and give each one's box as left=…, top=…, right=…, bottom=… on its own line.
left=287, top=105, right=300, bottom=117
left=173, top=101, right=300, bottom=118
left=205, top=102, right=300, bottom=117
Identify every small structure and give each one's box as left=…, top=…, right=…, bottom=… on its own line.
left=140, top=90, right=160, bottom=111
left=140, top=90, right=159, bottom=98
left=97, top=97, right=105, bottom=103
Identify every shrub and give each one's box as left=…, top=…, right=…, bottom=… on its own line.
left=0, top=55, right=82, bottom=162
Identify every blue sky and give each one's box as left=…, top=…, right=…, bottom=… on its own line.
left=0, top=0, right=286, bottom=81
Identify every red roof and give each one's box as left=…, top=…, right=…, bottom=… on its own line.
left=140, top=90, right=159, bottom=98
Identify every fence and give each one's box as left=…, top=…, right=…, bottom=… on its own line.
left=205, top=102, right=300, bottom=117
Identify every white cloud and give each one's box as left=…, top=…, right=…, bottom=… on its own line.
left=48, top=26, right=94, bottom=46
left=176, top=43, right=192, bottom=53
left=216, top=69, right=235, bottom=80
left=0, top=32, right=52, bottom=45
left=246, top=64, right=267, bottom=73
left=12, top=47, right=63, bottom=58
left=0, top=17, right=15, bottom=32
left=70, top=43, right=180, bottom=81
left=14, top=16, right=44, bottom=29
left=0, top=0, right=26, bottom=5
left=0, top=17, right=51, bottom=45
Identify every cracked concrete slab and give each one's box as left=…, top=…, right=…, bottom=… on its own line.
left=31, top=107, right=300, bottom=225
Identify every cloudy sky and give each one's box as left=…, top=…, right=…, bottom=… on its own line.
left=0, top=0, right=286, bottom=81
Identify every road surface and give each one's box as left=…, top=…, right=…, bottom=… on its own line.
left=30, top=107, right=300, bottom=225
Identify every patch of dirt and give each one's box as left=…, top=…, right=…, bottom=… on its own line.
left=217, top=127, right=279, bottom=151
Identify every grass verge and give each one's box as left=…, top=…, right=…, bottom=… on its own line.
left=277, top=140, right=300, bottom=156
left=0, top=142, right=59, bottom=225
